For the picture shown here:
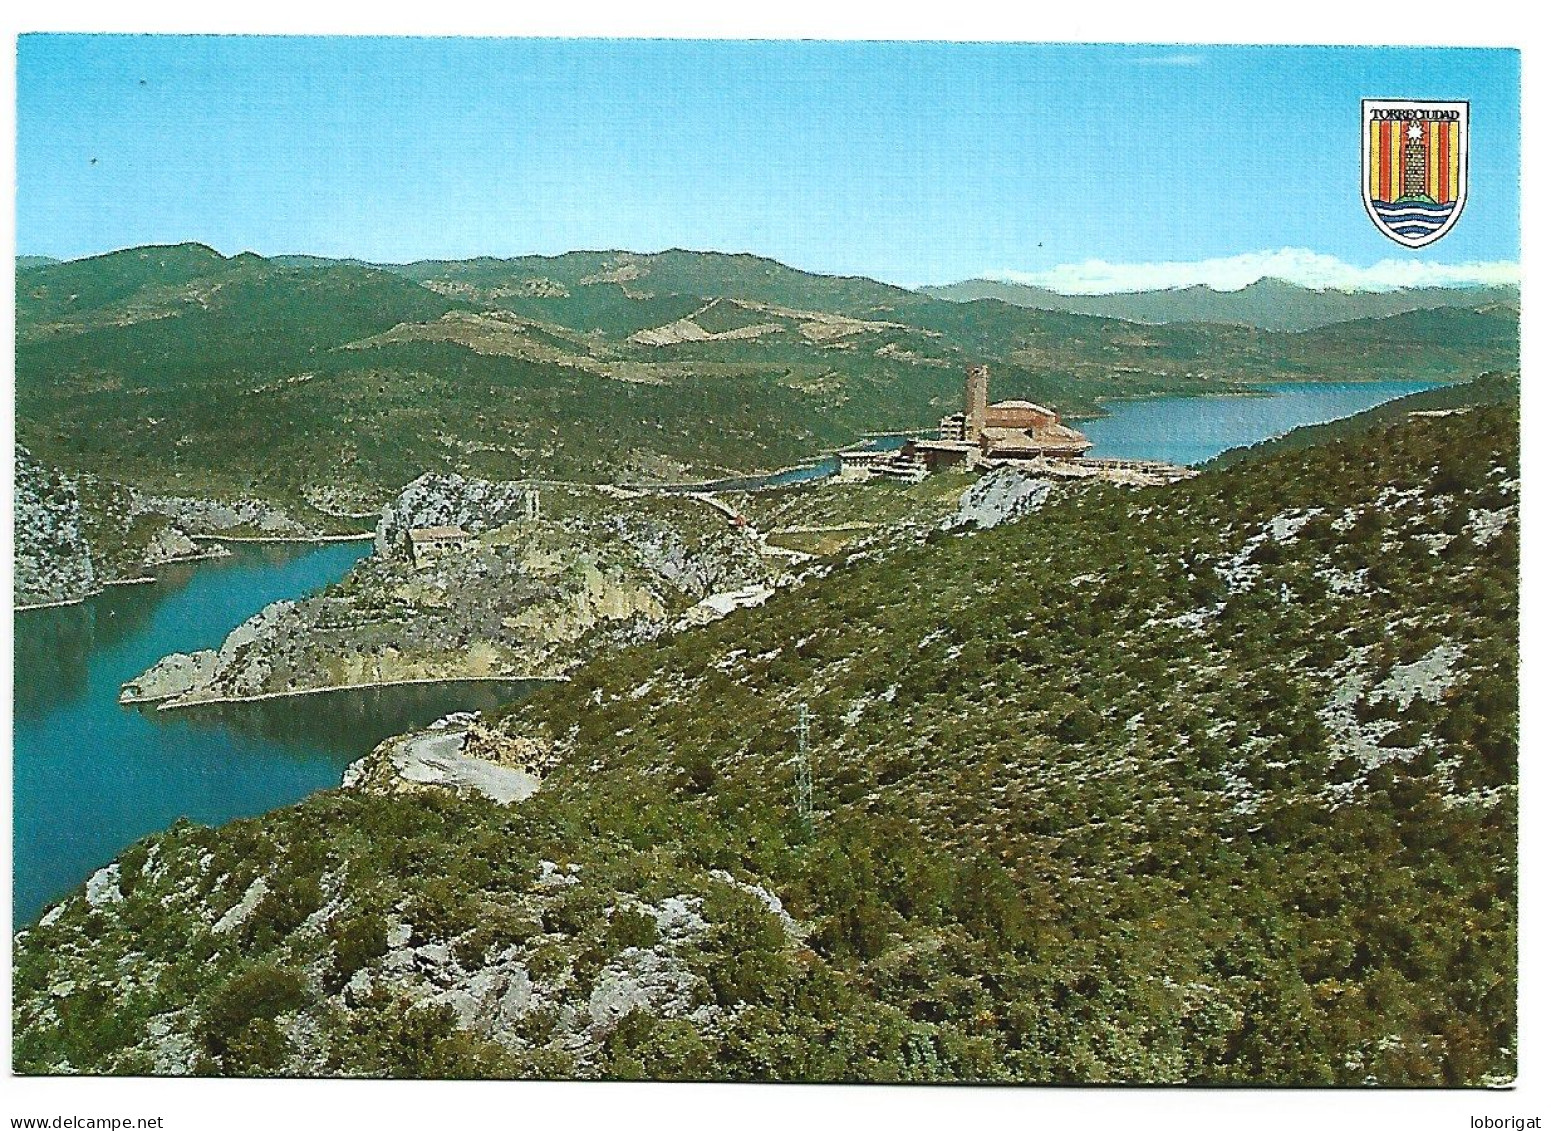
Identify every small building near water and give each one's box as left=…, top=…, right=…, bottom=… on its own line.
left=837, top=449, right=884, bottom=483
left=908, top=439, right=981, bottom=473
left=406, top=525, right=471, bottom=565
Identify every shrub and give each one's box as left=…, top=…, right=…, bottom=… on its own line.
left=406, top=878, right=473, bottom=944
left=606, top=906, right=660, bottom=952
left=601, top=1010, right=714, bottom=1080
left=344, top=988, right=521, bottom=1079
left=243, top=873, right=324, bottom=947
left=329, top=912, right=389, bottom=988
left=223, top=1017, right=290, bottom=1075
left=197, top=963, right=309, bottom=1063
left=673, top=747, right=718, bottom=794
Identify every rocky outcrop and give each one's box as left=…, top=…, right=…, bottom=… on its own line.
left=84, top=864, right=123, bottom=909
left=675, top=584, right=776, bottom=630
left=125, top=477, right=776, bottom=706
left=122, top=600, right=303, bottom=706
left=15, top=448, right=240, bottom=608
left=141, top=525, right=212, bottom=567
left=946, top=466, right=1053, bottom=530
left=375, top=473, right=534, bottom=557
left=119, top=649, right=220, bottom=705
left=15, top=809, right=808, bottom=1077
left=14, top=447, right=97, bottom=606
left=132, top=493, right=308, bottom=538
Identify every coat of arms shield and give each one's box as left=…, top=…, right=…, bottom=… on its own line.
left=1362, top=99, right=1470, bottom=247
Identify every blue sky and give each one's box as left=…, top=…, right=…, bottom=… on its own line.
left=16, top=36, right=1520, bottom=288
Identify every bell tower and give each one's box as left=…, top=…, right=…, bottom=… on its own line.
left=965, top=364, right=989, bottom=442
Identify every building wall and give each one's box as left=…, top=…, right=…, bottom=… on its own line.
left=408, top=538, right=469, bottom=566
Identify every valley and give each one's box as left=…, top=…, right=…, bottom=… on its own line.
left=11, top=246, right=1521, bottom=1086
left=17, top=246, right=1517, bottom=519
left=13, top=396, right=1518, bottom=1083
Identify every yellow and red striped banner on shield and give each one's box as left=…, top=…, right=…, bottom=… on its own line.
left=1370, top=118, right=1461, bottom=203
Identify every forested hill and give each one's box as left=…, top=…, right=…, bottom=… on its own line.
left=15, top=401, right=1517, bottom=1084
left=16, top=244, right=1518, bottom=513
left=920, top=276, right=1521, bottom=332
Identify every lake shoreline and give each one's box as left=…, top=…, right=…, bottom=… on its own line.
left=624, top=380, right=1456, bottom=490
left=622, top=458, right=831, bottom=493
left=14, top=548, right=231, bottom=612
left=148, top=673, right=569, bottom=712
left=190, top=532, right=375, bottom=544
left=14, top=378, right=1456, bottom=926
left=1081, top=378, right=1451, bottom=466
left=1066, top=376, right=1454, bottom=422
left=14, top=538, right=389, bottom=927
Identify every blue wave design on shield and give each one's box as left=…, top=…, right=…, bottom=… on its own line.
left=1371, top=198, right=1456, bottom=240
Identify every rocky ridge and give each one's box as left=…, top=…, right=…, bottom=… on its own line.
left=131, top=493, right=310, bottom=538
left=14, top=447, right=97, bottom=606
left=12, top=404, right=1521, bottom=1084
left=14, top=447, right=236, bottom=608
left=945, top=465, right=1055, bottom=530
left=122, top=474, right=777, bottom=707
left=13, top=787, right=807, bottom=1077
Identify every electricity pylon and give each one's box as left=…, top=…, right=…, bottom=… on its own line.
left=794, top=702, right=813, bottom=840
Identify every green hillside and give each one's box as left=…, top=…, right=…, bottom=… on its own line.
left=14, top=404, right=1517, bottom=1083
left=18, top=242, right=230, bottom=327
left=1209, top=371, right=1520, bottom=469
left=921, top=276, right=1522, bottom=332
left=16, top=245, right=1518, bottom=513
left=391, top=248, right=921, bottom=323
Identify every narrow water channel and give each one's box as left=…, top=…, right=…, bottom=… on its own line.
left=12, top=541, right=537, bottom=927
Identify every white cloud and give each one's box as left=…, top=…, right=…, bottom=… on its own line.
left=985, top=248, right=1520, bottom=295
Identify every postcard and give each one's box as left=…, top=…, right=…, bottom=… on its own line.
left=11, top=31, right=1521, bottom=1108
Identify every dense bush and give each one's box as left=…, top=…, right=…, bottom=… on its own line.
left=196, top=963, right=309, bottom=1068
left=14, top=400, right=1518, bottom=1084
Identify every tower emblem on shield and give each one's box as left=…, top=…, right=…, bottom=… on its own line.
left=1362, top=99, right=1469, bottom=248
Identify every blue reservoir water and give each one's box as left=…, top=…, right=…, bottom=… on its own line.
left=1081, top=380, right=1444, bottom=466
left=646, top=434, right=917, bottom=493
left=12, top=382, right=1438, bottom=925
left=13, top=542, right=538, bottom=927
left=680, top=384, right=1441, bottom=490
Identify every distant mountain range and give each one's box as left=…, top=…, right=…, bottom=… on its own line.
left=22, top=252, right=1517, bottom=333
left=15, top=244, right=1519, bottom=515
left=918, top=276, right=1520, bottom=332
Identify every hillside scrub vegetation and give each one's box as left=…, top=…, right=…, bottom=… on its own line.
left=13, top=404, right=1517, bottom=1083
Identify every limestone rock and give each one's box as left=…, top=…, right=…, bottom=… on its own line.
left=948, top=466, right=1053, bottom=530
left=84, top=864, right=123, bottom=908
left=13, top=446, right=97, bottom=606
left=675, top=584, right=775, bottom=630
left=584, top=947, right=703, bottom=1039
left=710, top=870, right=804, bottom=941
left=142, top=525, right=229, bottom=567
left=133, top=493, right=308, bottom=537
left=212, top=877, right=269, bottom=935
left=119, top=649, right=219, bottom=704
